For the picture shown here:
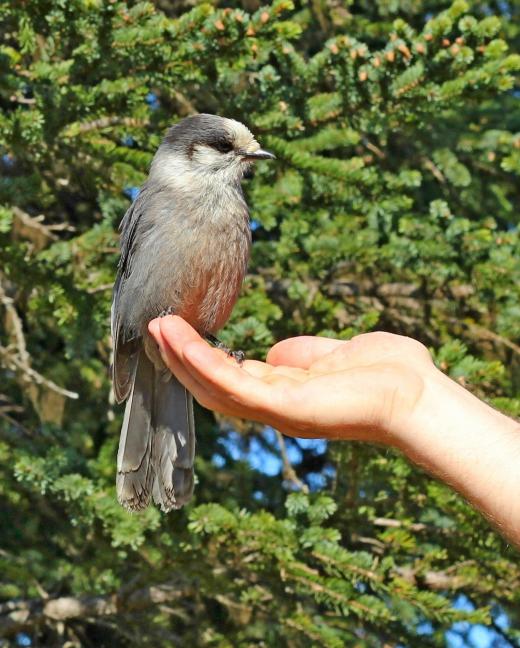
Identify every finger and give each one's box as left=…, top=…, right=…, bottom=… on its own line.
left=153, top=317, right=282, bottom=420
left=155, top=316, right=268, bottom=379
left=149, top=317, right=198, bottom=382
left=150, top=318, right=215, bottom=402
left=182, top=340, right=284, bottom=417
left=152, top=315, right=203, bottom=354
left=155, top=316, right=305, bottom=382
left=266, top=336, right=345, bottom=368
left=154, top=317, right=307, bottom=422
left=148, top=318, right=161, bottom=339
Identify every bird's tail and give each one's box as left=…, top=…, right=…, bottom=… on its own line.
left=116, top=350, right=195, bottom=512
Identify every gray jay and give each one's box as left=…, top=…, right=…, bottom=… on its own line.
left=111, top=114, right=275, bottom=512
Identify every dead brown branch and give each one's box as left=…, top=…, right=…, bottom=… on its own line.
left=373, top=517, right=427, bottom=533
left=0, top=280, right=79, bottom=412
left=86, top=283, right=114, bottom=294
left=71, top=116, right=148, bottom=135
left=364, top=140, right=386, bottom=159
left=461, top=321, right=520, bottom=357
left=0, top=282, right=29, bottom=365
left=11, top=207, right=59, bottom=253
left=274, top=428, right=309, bottom=493
left=0, top=582, right=195, bottom=638
left=422, top=157, right=446, bottom=183
left=0, top=345, right=78, bottom=401
left=394, top=565, right=467, bottom=591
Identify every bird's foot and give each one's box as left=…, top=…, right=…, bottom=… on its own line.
left=206, top=334, right=245, bottom=365
left=158, top=306, right=175, bottom=318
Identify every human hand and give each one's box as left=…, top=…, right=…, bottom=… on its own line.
left=148, top=316, right=520, bottom=543
left=148, top=316, right=433, bottom=444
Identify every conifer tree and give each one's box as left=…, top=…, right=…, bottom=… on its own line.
left=1, top=0, right=519, bottom=645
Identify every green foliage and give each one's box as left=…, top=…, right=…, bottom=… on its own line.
left=0, top=0, right=519, bottom=645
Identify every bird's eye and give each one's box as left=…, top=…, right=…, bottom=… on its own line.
left=213, top=139, right=233, bottom=154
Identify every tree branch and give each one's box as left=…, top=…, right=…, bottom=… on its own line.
left=461, top=321, right=520, bottom=358
left=0, top=280, right=78, bottom=402
left=11, top=207, right=60, bottom=253
left=0, top=582, right=195, bottom=638
left=274, top=428, right=309, bottom=493
left=63, top=116, right=149, bottom=137
left=0, top=344, right=78, bottom=400
left=0, top=281, right=29, bottom=365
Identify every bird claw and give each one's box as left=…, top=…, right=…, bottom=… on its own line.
left=158, top=306, right=175, bottom=318
left=228, top=349, right=245, bottom=365
left=206, top=335, right=245, bottom=366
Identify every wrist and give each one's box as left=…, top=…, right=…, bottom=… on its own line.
left=395, top=364, right=518, bottom=456
left=389, top=363, right=520, bottom=544
left=391, top=364, right=456, bottom=452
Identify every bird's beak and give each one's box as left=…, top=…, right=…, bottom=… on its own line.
left=242, top=149, right=276, bottom=161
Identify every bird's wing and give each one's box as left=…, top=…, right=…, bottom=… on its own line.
left=111, top=192, right=146, bottom=403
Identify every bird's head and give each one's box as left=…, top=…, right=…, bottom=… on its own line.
left=151, top=114, right=275, bottom=187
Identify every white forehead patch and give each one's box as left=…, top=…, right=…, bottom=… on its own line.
left=224, top=118, right=257, bottom=151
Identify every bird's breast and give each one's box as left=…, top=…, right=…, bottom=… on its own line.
left=122, top=184, right=252, bottom=339
left=172, top=204, right=252, bottom=335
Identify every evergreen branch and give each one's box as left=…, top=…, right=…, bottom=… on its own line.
left=311, top=549, right=484, bottom=594
left=172, top=90, right=197, bottom=116
left=283, top=616, right=329, bottom=643
left=287, top=572, right=374, bottom=615
left=351, top=534, right=386, bottom=553
left=311, top=551, right=382, bottom=583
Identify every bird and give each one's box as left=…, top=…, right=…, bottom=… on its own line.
left=111, top=113, right=275, bottom=512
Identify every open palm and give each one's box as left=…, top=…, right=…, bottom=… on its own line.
left=149, top=316, right=432, bottom=443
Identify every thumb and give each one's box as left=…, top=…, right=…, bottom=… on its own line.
left=267, top=336, right=345, bottom=369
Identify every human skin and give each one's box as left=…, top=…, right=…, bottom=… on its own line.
left=148, top=315, right=520, bottom=548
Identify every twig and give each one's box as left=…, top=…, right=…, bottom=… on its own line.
left=350, top=534, right=386, bottom=552
left=67, top=116, right=148, bottom=136
left=172, top=90, right=197, bottom=116
left=422, top=157, right=446, bottom=183
left=86, top=283, right=113, bottom=294
left=373, top=517, right=427, bottom=532
left=274, top=429, right=309, bottom=493
left=362, top=138, right=386, bottom=159
left=11, top=206, right=59, bottom=252
left=0, top=409, right=34, bottom=439
left=0, top=345, right=79, bottom=400
left=9, top=95, right=36, bottom=105
left=0, top=282, right=29, bottom=365
left=0, top=279, right=78, bottom=401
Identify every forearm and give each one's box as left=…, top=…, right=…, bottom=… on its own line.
left=394, top=367, right=520, bottom=547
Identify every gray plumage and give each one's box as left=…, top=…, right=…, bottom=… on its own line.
left=111, top=114, right=274, bottom=512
